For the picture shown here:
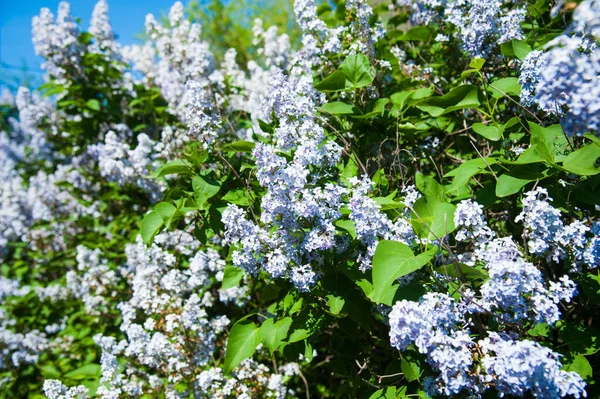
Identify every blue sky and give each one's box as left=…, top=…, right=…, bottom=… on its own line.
left=0, top=0, right=179, bottom=90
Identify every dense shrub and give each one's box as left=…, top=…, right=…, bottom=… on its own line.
left=1, top=0, right=599, bottom=398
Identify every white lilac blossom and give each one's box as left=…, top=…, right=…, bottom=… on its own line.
left=43, top=380, right=89, bottom=399
left=389, top=286, right=583, bottom=396
left=388, top=293, right=465, bottom=352
left=0, top=88, right=14, bottom=106
left=45, top=233, right=288, bottom=397
left=222, top=69, right=345, bottom=291
left=515, top=187, right=565, bottom=260
left=480, top=332, right=587, bottom=398
left=444, top=0, right=525, bottom=58
left=153, top=126, right=191, bottom=159
left=195, top=359, right=295, bottom=398
left=479, top=240, right=576, bottom=325
left=345, top=0, right=386, bottom=56
left=571, top=0, right=600, bottom=37
left=293, top=0, right=386, bottom=70
left=0, top=161, right=100, bottom=255
left=389, top=226, right=584, bottom=396
left=584, top=222, right=600, bottom=266
left=32, top=2, right=83, bottom=82
left=252, top=19, right=291, bottom=69
left=348, top=177, right=417, bottom=271
left=123, top=2, right=215, bottom=118
left=183, top=81, right=224, bottom=147
left=0, top=277, right=31, bottom=300
left=66, top=245, right=118, bottom=315
left=518, top=50, right=544, bottom=107
left=453, top=199, right=495, bottom=246
left=515, top=187, right=595, bottom=264
left=518, top=1, right=600, bottom=136
left=389, top=0, right=447, bottom=25
left=390, top=0, right=525, bottom=58
left=88, top=130, right=162, bottom=201
left=89, top=0, right=119, bottom=55
left=389, top=293, right=475, bottom=395
left=0, top=308, right=50, bottom=369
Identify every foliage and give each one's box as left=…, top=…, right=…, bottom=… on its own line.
left=1, top=0, right=600, bottom=398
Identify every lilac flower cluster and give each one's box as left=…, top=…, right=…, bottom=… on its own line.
left=453, top=199, right=495, bottom=246
left=222, top=68, right=346, bottom=292
left=515, top=187, right=598, bottom=265
left=518, top=0, right=600, bottom=136
left=478, top=237, right=576, bottom=325
left=348, top=177, right=417, bottom=272
left=88, top=129, right=163, bottom=201
left=123, top=2, right=215, bottom=118
left=293, top=0, right=385, bottom=71
left=388, top=185, right=595, bottom=397
left=32, top=2, right=83, bottom=83
left=391, top=0, right=525, bottom=58
left=480, top=332, right=587, bottom=399
left=389, top=0, right=447, bottom=25
left=389, top=293, right=476, bottom=396
left=47, top=232, right=290, bottom=398
left=88, top=0, right=119, bottom=55
left=389, top=289, right=585, bottom=397
left=444, top=0, right=525, bottom=58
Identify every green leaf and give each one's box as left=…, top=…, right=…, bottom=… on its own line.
left=445, top=158, right=498, bottom=193
left=529, top=122, right=569, bottom=164
left=369, top=387, right=397, bottom=399
left=193, top=175, right=221, bottom=206
left=64, top=364, right=101, bottom=380
left=472, top=123, right=503, bottom=141
left=258, top=119, right=274, bottom=133
left=40, top=364, right=61, bottom=379
left=352, top=98, right=389, bottom=119
left=434, top=263, right=488, bottom=280
left=396, top=26, right=431, bottom=41
left=370, top=240, right=435, bottom=305
left=223, top=321, right=261, bottom=374
left=221, top=140, right=256, bottom=153
left=341, top=154, right=359, bottom=179
left=528, top=323, right=551, bottom=337
left=222, top=265, right=245, bottom=289
left=335, top=219, right=357, bottom=239
left=489, top=77, right=521, bottom=98
left=415, top=173, right=443, bottom=199
left=154, top=202, right=178, bottom=226
left=416, top=85, right=481, bottom=117
left=326, top=294, right=346, bottom=315
left=41, top=84, right=66, bottom=97
left=140, top=211, right=163, bottom=245
left=314, top=70, right=347, bottom=92
left=374, top=196, right=405, bottom=210
left=340, top=53, right=376, bottom=89
left=86, top=99, right=100, bottom=111
left=288, top=313, right=324, bottom=343
left=401, top=354, right=422, bottom=382
left=222, top=189, right=251, bottom=205
left=150, top=159, right=190, bottom=178
left=495, top=174, right=535, bottom=197
left=562, top=143, right=600, bottom=176
left=289, top=297, right=304, bottom=315
left=563, top=354, right=592, bottom=381
left=469, top=58, right=485, bottom=71
left=261, top=317, right=292, bottom=354
left=500, top=39, right=532, bottom=60
left=560, top=323, right=600, bottom=355
left=410, top=196, right=456, bottom=240
left=318, top=101, right=359, bottom=115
